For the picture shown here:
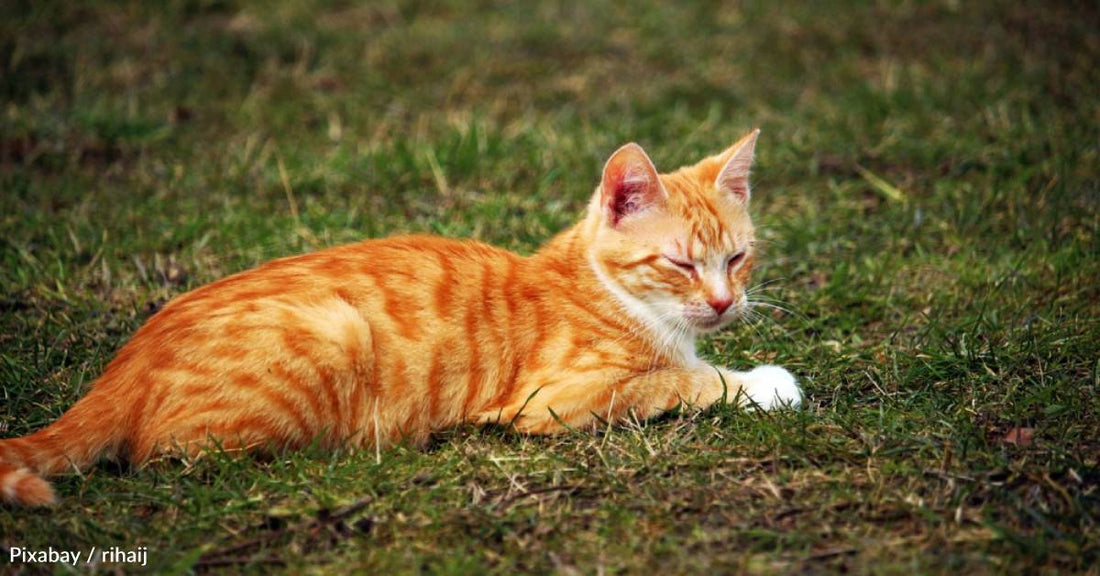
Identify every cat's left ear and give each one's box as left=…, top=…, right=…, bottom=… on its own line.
left=713, top=128, right=760, bottom=205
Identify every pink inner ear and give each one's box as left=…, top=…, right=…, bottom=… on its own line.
left=715, top=132, right=758, bottom=203
left=719, top=172, right=749, bottom=201
left=610, top=180, right=649, bottom=225
left=601, top=143, right=663, bottom=226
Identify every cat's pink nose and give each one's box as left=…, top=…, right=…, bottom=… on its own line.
left=708, top=297, right=733, bottom=315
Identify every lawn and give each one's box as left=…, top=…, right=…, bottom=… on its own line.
left=1, top=0, right=1097, bottom=573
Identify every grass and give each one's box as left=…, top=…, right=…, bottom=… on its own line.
left=1, top=0, right=1097, bottom=573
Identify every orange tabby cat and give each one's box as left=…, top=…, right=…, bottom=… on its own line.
left=1, top=129, right=801, bottom=506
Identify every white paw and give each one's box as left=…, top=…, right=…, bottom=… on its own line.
left=741, top=365, right=802, bottom=410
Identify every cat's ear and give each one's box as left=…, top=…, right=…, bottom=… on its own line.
left=713, top=128, right=760, bottom=204
left=600, top=142, right=666, bottom=227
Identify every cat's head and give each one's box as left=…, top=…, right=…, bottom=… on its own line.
left=586, top=130, right=760, bottom=335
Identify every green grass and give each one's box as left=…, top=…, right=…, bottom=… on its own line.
left=1, top=0, right=1097, bottom=573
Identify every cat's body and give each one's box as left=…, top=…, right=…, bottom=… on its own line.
left=1, top=130, right=802, bottom=506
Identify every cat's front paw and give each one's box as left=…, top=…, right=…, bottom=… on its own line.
left=741, top=365, right=802, bottom=410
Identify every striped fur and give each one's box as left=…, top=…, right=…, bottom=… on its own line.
left=1, top=130, right=801, bottom=506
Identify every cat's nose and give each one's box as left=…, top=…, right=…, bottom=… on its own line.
left=707, top=297, right=733, bottom=315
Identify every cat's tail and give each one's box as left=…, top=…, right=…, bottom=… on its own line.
left=1, top=385, right=125, bottom=507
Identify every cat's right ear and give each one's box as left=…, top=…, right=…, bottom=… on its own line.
left=600, top=143, right=666, bottom=227
left=712, top=128, right=759, bottom=205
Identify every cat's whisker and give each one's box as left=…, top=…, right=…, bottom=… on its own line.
left=647, top=314, right=677, bottom=373
left=741, top=306, right=796, bottom=340
left=745, top=277, right=787, bottom=292
left=603, top=304, right=682, bottom=356
left=736, top=308, right=771, bottom=343
left=747, top=301, right=795, bottom=316
left=747, top=299, right=809, bottom=326
left=653, top=320, right=687, bottom=375
left=645, top=308, right=691, bottom=375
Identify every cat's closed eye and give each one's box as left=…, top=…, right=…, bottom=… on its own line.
left=664, top=255, right=696, bottom=273
left=727, top=252, right=746, bottom=271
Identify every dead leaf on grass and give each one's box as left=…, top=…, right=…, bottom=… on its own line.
left=1001, top=427, right=1034, bottom=447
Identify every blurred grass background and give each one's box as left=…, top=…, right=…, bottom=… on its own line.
left=1, top=0, right=1097, bottom=573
